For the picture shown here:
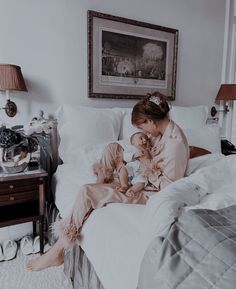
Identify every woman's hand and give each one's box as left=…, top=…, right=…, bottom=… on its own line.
left=133, top=149, right=144, bottom=159
left=125, top=182, right=145, bottom=197
left=116, top=185, right=129, bottom=194
left=134, top=148, right=151, bottom=160
left=151, top=146, right=161, bottom=157
left=125, top=188, right=135, bottom=198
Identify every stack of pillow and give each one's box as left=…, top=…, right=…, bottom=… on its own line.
left=56, top=103, right=221, bottom=164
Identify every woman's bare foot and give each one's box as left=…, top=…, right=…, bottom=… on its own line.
left=26, top=241, right=64, bottom=271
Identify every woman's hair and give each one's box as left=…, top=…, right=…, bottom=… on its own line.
left=131, top=91, right=170, bottom=126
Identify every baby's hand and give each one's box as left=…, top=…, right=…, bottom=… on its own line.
left=134, top=149, right=144, bottom=159
left=151, top=147, right=161, bottom=157
left=116, top=185, right=129, bottom=194
left=125, top=188, right=135, bottom=198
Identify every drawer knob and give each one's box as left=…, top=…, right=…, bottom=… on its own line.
left=9, top=196, right=15, bottom=201
left=9, top=185, right=14, bottom=189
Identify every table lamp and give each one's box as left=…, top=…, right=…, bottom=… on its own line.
left=211, top=84, right=236, bottom=117
left=0, top=64, right=27, bottom=117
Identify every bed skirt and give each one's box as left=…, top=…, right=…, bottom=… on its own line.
left=64, top=245, right=105, bottom=289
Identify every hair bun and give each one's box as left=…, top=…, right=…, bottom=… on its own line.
left=147, top=91, right=170, bottom=115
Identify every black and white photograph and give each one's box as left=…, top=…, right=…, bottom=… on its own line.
left=88, top=10, right=178, bottom=99
left=102, top=30, right=167, bottom=81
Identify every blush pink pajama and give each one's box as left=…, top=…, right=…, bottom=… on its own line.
left=54, top=121, right=189, bottom=248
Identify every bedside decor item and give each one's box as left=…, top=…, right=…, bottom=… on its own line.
left=2, top=160, right=29, bottom=174
left=28, top=158, right=40, bottom=171
left=0, top=64, right=27, bottom=117
left=0, top=116, right=53, bottom=174
left=88, top=10, right=178, bottom=100
left=0, top=127, right=29, bottom=174
left=210, top=84, right=236, bottom=117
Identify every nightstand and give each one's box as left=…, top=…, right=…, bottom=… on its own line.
left=0, top=169, right=48, bottom=254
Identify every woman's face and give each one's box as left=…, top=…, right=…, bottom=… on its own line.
left=137, top=119, right=160, bottom=137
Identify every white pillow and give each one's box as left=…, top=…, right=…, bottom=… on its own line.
left=183, top=125, right=221, bottom=153
left=118, top=109, right=140, bottom=141
left=169, top=105, right=208, bottom=129
left=56, top=105, right=123, bottom=163
left=119, top=105, right=209, bottom=140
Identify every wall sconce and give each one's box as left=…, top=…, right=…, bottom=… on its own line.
left=211, top=84, right=236, bottom=117
left=0, top=64, right=27, bottom=117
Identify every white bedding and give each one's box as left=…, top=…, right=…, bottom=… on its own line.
left=54, top=143, right=236, bottom=289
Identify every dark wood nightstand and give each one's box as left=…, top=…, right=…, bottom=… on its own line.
left=0, top=169, right=48, bottom=254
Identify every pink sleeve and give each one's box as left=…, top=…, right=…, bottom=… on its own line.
left=149, top=139, right=189, bottom=190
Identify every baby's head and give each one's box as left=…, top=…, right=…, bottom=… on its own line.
left=130, top=132, right=149, bottom=149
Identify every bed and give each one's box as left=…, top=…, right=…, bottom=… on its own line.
left=51, top=103, right=236, bottom=289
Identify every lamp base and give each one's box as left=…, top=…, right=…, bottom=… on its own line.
left=210, top=106, right=217, bottom=117
left=5, top=100, right=17, bottom=117
left=210, top=105, right=229, bottom=117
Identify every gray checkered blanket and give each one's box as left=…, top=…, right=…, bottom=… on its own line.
left=138, top=205, right=236, bottom=289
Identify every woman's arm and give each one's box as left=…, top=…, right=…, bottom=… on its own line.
left=149, top=140, right=189, bottom=191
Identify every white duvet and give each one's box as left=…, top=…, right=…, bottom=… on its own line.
left=54, top=144, right=236, bottom=289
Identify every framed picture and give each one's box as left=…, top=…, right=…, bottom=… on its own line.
left=88, top=10, right=178, bottom=100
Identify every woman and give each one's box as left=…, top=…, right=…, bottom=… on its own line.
left=26, top=92, right=189, bottom=271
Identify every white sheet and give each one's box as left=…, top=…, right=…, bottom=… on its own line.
left=81, top=203, right=145, bottom=289
left=142, top=154, right=236, bottom=249
left=54, top=150, right=236, bottom=289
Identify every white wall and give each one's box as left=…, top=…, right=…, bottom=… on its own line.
left=0, top=0, right=226, bottom=125
left=226, top=0, right=236, bottom=142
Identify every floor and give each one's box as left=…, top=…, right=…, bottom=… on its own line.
left=0, top=250, right=73, bottom=289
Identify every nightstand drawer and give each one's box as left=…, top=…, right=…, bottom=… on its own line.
left=0, top=179, right=39, bottom=195
left=0, top=190, right=39, bottom=206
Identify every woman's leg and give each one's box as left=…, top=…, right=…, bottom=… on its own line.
left=26, top=182, right=134, bottom=271
left=93, top=143, right=124, bottom=184
left=26, top=184, right=96, bottom=271
left=26, top=239, right=64, bottom=271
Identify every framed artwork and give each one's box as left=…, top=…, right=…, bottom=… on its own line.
left=88, top=10, right=178, bottom=100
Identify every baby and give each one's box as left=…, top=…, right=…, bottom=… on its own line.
left=93, top=132, right=152, bottom=197
left=121, top=132, right=152, bottom=197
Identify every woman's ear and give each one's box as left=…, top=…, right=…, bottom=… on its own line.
left=146, top=119, right=154, bottom=125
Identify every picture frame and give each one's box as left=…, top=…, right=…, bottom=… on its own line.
left=88, top=10, right=178, bottom=100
